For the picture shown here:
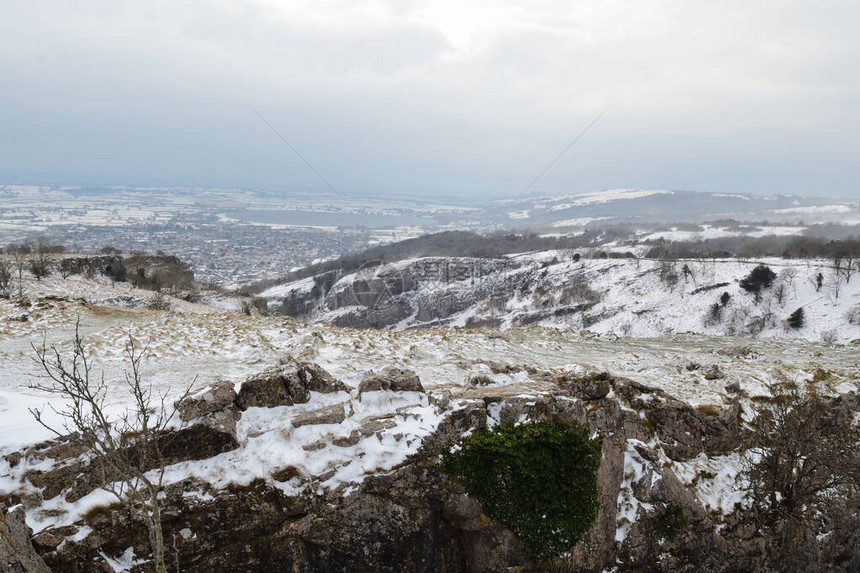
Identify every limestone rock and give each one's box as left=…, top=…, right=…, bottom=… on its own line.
left=177, top=380, right=237, bottom=421
left=160, top=410, right=241, bottom=467
left=42, top=463, right=528, bottom=573
left=358, top=367, right=424, bottom=393
left=703, top=364, right=725, bottom=380
left=468, top=374, right=494, bottom=386
left=559, top=370, right=611, bottom=400
left=0, top=505, right=51, bottom=573
left=295, top=362, right=348, bottom=394
left=26, top=411, right=240, bottom=503
left=236, top=363, right=346, bottom=410
left=292, top=404, right=346, bottom=428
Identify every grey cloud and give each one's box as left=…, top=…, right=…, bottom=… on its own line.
left=0, top=0, right=858, bottom=198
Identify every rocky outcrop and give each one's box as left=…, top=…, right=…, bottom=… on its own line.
left=558, top=370, right=611, bottom=400
left=17, top=409, right=241, bottom=506
left=0, top=505, right=51, bottom=573
left=32, top=373, right=747, bottom=573
left=11, top=365, right=857, bottom=573
left=236, top=363, right=347, bottom=410
left=177, top=380, right=237, bottom=421
left=272, top=257, right=524, bottom=329
left=358, top=367, right=424, bottom=393
left=40, top=465, right=528, bottom=573
left=612, top=377, right=743, bottom=461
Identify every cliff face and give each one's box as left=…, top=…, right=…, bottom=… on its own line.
left=5, top=363, right=858, bottom=572
left=263, top=255, right=860, bottom=344
left=271, top=257, right=527, bottom=329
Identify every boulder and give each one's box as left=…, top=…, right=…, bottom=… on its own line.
left=162, top=410, right=241, bottom=463
left=358, top=367, right=424, bottom=393
left=559, top=370, right=611, bottom=400
left=295, top=362, right=348, bottom=394
left=703, top=364, right=725, bottom=380
left=177, top=380, right=237, bottom=421
left=0, top=505, right=52, bottom=573
left=468, top=374, right=494, bottom=387
left=236, top=368, right=302, bottom=409
left=292, top=404, right=347, bottom=428
left=236, top=363, right=346, bottom=410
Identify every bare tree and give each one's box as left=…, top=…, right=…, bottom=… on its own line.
left=26, top=237, right=60, bottom=280
left=832, top=268, right=842, bottom=301
left=741, top=384, right=860, bottom=555
left=778, top=267, right=796, bottom=286
left=9, top=244, right=28, bottom=297
left=658, top=260, right=679, bottom=291
left=0, top=258, right=12, bottom=296
left=30, top=325, right=193, bottom=573
left=831, top=247, right=857, bottom=284
left=773, top=283, right=786, bottom=306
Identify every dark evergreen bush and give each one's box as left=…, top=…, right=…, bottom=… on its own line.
left=740, top=264, right=777, bottom=294
left=441, top=421, right=602, bottom=561
left=788, top=307, right=805, bottom=329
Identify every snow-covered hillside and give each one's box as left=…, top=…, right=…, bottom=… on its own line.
left=263, top=254, right=860, bottom=344
left=1, top=272, right=859, bottom=571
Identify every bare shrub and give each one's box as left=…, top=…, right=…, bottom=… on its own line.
left=820, top=329, right=838, bottom=345
left=559, top=279, right=600, bottom=305
left=30, top=326, right=194, bottom=573
left=740, top=385, right=860, bottom=566
left=831, top=269, right=842, bottom=301
left=148, top=291, right=171, bottom=311
left=26, top=237, right=62, bottom=280
left=0, top=259, right=11, bottom=296
left=845, top=304, right=860, bottom=325
left=723, top=305, right=751, bottom=336
left=773, top=283, right=786, bottom=306
left=778, top=267, right=796, bottom=286
left=658, top=260, right=679, bottom=290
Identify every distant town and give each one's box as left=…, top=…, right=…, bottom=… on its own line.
left=0, top=185, right=481, bottom=287
left=3, top=183, right=857, bottom=288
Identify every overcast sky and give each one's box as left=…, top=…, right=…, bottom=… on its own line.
left=1, top=0, right=858, bottom=199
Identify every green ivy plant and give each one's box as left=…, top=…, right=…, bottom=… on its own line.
left=441, top=421, right=602, bottom=561
left=653, top=503, right=687, bottom=541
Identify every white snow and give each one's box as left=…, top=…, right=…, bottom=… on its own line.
left=615, top=447, right=654, bottom=543
left=100, top=547, right=146, bottom=573
left=545, top=189, right=674, bottom=211
left=772, top=204, right=853, bottom=214
left=551, top=217, right=610, bottom=228
left=507, top=210, right=530, bottom=220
